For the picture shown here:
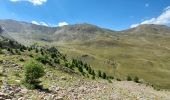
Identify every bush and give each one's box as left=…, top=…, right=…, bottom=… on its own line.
left=102, top=72, right=107, bottom=79
left=0, top=49, right=3, bottom=54
left=8, top=48, right=14, bottom=54
left=36, top=55, right=49, bottom=64
left=35, top=48, right=39, bottom=53
left=54, top=58, right=60, bottom=64
left=29, top=54, right=34, bottom=58
left=41, top=51, right=44, bottom=55
left=98, top=70, right=102, bottom=77
left=15, top=49, right=21, bottom=55
left=23, top=60, right=45, bottom=89
left=92, top=70, right=96, bottom=77
left=116, top=78, right=121, bottom=81
left=28, top=47, right=32, bottom=51
left=92, top=75, right=95, bottom=80
left=7, top=48, right=10, bottom=51
left=78, top=66, right=83, bottom=73
left=20, top=48, right=24, bottom=52
left=134, top=76, right=139, bottom=83
left=108, top=79, right=112, bottom=83
left=19, top=58, right=25, bottom=62
left=127, top=75, right=132, bottom=81
left=51, top=53, right=57, bottom=58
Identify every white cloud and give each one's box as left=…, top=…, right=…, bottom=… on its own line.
left=31, top=21, right=40, bottom=25
left=130, top=24, right=139, bottom=28
left=58, top=22, right=69, bottom=27
left=40, top=22, right=48, bottom=26
left=31, top=21, right=48, bottom=26
left=31, top=21, right=69, bottom=27
left=10, top=0, right=47, bottom=6
left=130, top=6, right=170, bottom=28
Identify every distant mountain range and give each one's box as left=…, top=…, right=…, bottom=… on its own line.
left=1, top=19, right=170, bottom=45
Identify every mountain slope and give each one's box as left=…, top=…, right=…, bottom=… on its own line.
left=1, top=19, right=170, bottom=90
left=0, top=25, right=21, bottom=49
left=0, top=49, right=170, bottom=99
left=0, top=19, right=117, bottom=44
left=122, top=24, right=170, bottom=35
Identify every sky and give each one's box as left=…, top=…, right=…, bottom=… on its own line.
left=0, top=0, right=170, bottom=30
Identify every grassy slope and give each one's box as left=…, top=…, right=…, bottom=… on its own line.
left=52, top=34, right=170, bottom=90
left=1, top=49, right=170, bottom=100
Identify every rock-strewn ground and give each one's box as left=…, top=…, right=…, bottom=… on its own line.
left=1, top=79, right=170, bottom=100
left=0, top=60, right=170, bottom=100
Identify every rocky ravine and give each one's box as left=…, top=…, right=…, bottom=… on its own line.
left=0, top=60, right=170, bottom=100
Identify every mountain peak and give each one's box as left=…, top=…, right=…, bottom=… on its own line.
left=122, top=24, right=170, bottom=35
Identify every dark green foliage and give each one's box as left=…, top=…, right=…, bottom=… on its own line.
left=78, top=66, right=83, bottom=73
left=0, top=49, right=3, bottom=54
left=92, top=70, right=96, bottom=76
left=84, top=63, right=88, bottom=70
left=88, top=66, right=92, bottom=74
left=29, top=54, right=33, bottom=57
left=102, top=72, right=107, bottom=79
left=19, top=58, right=25, bottom=62
left=20, top=47, right=24, bottom=52
left=108, top=79, right=112, bottom=83
left=54, top=58, right=60, bottom=64
left=65, top=62, right=69, bottom=67
left=35, top=48, right=39, bottom=53
left=98, top=70, right=102, bottom=77
left=15, top=49, right=19, bottom=53
left=11, top=49, right=14, bottom=54
left=134, top=76, right=139, bottom=83
left=14, top=72, right=20, bottom=77
left=28, top=47, right=32, bottom=51
left=41, top=51, right=44, bottom=55
left=15, top=49, right=21, bottom=55
left=116, top=78, right=121, bottom=81
left=108, top=76, right=114, bottom=79
left=92, top=75, right=95, bottom=80
left=9, top=40, right=14, bottom=46
left=127, top=75, right=132, bottom=81
left=0, top=42, right=2, bottom=48
left=23, top=60, right=45, bottom=89
left=7, top=48, right=14, bottom=54
left=47, top=47, right=60, bottom=54
left=51, top=53, right=57, bottom=58
left=36, top=55, right=49, bottom=64
left=22, top=45, right=27, bottom=50
left=69, top=64, right=74, bottom=70
left=7, top=48, right=10, bottom=51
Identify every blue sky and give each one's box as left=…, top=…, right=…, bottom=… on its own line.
left=0, top=0, right=170, bottom=30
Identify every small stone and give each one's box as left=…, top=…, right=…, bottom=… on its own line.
left=55, top=96, right=63, bottom=100
left=61, top=76, right=67, bottom=80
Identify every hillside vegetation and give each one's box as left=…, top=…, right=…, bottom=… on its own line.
left=0, top=37, right=170, bottom=99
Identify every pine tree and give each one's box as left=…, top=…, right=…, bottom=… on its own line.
left=98, top=70, right=102, bottom=77
left=23, top=60, right=45, bottom=89
left=102, top=72, right=107, bottom=79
